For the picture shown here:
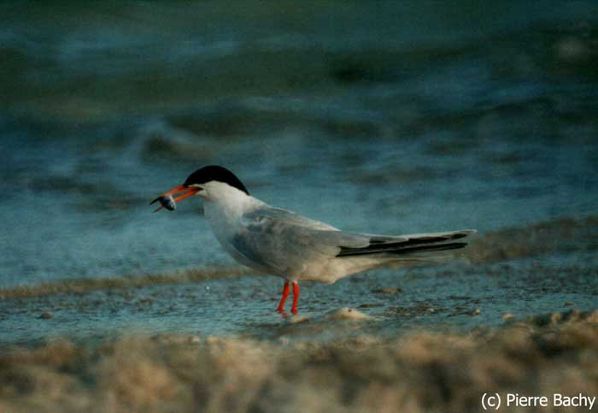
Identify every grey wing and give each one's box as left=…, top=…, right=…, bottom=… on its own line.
left=230, top=206, right=475, bottom=275
left=229, top=207, right=370, bottom=274
left=244, top=207, right=340, bottom=231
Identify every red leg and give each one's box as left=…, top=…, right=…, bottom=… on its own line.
left=291, top=281, right=300, bottom=315
left=276, top=281, right=290, bottom=313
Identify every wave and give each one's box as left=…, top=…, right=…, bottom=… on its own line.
left=466, top=215, right=597, bottom=264
left=0, top=266, right=253, bottom=299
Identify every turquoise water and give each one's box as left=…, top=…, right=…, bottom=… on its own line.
left=0, top=1, right=597, bottom=343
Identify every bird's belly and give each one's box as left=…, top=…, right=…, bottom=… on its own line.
left=294, top=256, right=393, bottom=284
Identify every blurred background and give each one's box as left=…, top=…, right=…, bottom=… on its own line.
left=0, top=1, right=596, bottom=289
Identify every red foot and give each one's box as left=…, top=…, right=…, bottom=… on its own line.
left=276, top=281, right=290, bottom=313
left=291, top=281, right=300, bottom=315
left=276, top=280, right=300, bottom=315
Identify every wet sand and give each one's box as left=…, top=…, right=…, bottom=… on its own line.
left=0, top=310, right=596, bottom=413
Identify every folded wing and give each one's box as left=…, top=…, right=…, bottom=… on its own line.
left=230, top=206, right=475, bottom=276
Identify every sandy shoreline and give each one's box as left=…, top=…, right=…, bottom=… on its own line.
left=0, top=310, right=596, bottom=413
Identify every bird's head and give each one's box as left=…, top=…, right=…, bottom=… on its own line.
left=151, top=165, right=249, bottom=211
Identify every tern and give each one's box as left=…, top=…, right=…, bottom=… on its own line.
left=151, top=165, right=475, bottom=315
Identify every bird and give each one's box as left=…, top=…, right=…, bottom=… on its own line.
left=151, top=165, right=476, bottom=315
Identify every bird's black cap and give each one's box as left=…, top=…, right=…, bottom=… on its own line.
left=183, top=165, right=249, bottom=195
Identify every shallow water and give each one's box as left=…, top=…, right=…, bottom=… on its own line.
left=0, top=1, right=597, bottom=344
left=0, top=217, right=596, bottom=345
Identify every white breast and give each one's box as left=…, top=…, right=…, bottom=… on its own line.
left=201, top=182, right=269, bottom=272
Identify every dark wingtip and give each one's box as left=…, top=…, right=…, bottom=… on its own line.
left=337, top=241, right=470, bottom=257
left=150, top=197, right=160, bottom=205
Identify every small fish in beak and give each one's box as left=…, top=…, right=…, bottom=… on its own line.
left=150, top=185, right=199, bottom=212
left=154, top=194, right=176, bottom=212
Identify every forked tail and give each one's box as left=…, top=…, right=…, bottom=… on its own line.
left=336, top=229, right=476, bottom=258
